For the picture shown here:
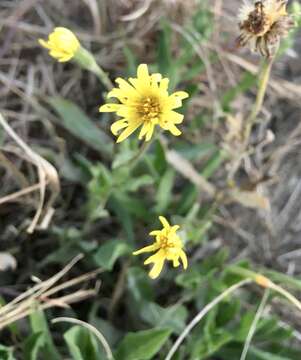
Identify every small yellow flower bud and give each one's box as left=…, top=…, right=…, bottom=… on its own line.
left=39, top=27, right=80, bottom=63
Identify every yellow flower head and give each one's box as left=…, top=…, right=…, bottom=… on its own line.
left=237, top=0, right=294, bottom=57
left=39, top=27, right=80, bottom=62
left=99, top=64, right=189, bottom=143
left=133, top=216, right=188, bottom=279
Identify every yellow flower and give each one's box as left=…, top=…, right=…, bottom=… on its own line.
left=133, top=216, right=188, bottom=279
left=237, top=0, right=294, bottom=57
left=99, top=64, right=189, bottom=143
left=39, top=27, right=80, bottom=62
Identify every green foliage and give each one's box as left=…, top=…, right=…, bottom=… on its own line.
left=0, top=345, right=16, bottom=360
left=48, top=97, right=113, bottom=158
left=93, top=239, right=131, bottom=270
left=64, top=326, right=101, bottom=360
left=2, top=1, right=301, bottom=359
left=114, top=328, right=171, bottom=360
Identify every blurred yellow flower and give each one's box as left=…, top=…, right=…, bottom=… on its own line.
left=39, top=27, right=80, bottom=62
left=133, top=216, right=188, bottom=279
left=99, top=64, right=189, bottom=143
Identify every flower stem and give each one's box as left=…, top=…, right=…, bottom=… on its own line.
left=90, top=62, right=113, bottom=91
left=244, top=57, right=273, bottom=141
left=74, top=47, right=113, bottom=91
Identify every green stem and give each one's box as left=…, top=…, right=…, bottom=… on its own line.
left=90, top=62, right=113, bottom=91
left=128, top=140, right=152, bottom=169
left=74, top=47, right=113, bottom=91
left=244, top=58, right=273, bottom=141
left=114, top=140, right=152, bottom=172
left=227, top=265, right=259, bottom=281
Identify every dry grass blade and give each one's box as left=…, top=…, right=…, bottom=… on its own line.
left=0, top=255, right=100, bottom=331
left=166, top=150, right=216, bottom=197
left=0, top=112, right=60, bottom=233
left=240, top=290, right=270, bottom=360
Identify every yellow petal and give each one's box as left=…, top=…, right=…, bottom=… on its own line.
left=149, top=258, right=165, bottom=279
left=111, top=119, right=128, bottom=135
left=144, top=249, right=166, bottom=279
left=179, top=250, right=188, bottom=269
left=137, top=64, right=149, bottom=81
left=138, top=122, right=151, bottom=140
left=172, top=91, right=189, bottom=100
left=159, top=78, right=169, bottom=91
left=116, top=119, right=142, bottom=143
left=167, top=124, right=182, bottom=136
left=149, top=230, right=161, bottom=236
left=144, top=123, right=155, bottom=142
left=99, top=104, right=122, bottom=112
left=171, top=225, right=180, bottom=233
left=133, top=243, right=159, bottom=255
left=159, top=216, right=170, bottom=230
left=144, top=249, right=165, bottom=265
left=151, top=73, right=162, bottom=82
left=169, top=111, right=184, bottom=124
left=38, top=39, right=50, bottom=49
left=172, top=258, right=180, bottom=267
left=107, top=88, right=139, bottom=104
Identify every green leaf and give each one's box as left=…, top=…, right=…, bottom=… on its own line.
left=109, top=195, right=134, bottom=244
left=64, top=326, right=102, bottom=360
left=0, top=345, right=16, bottom=360
left=154, top=168, right=175, bottom=213
left=47, top=97, right=113, bottom=158
left=249, top=347, right=293, bottom=360
left=29, top=309, right=61, bottom=360
left=127, top=267, right=154, bottom=304
left=86, top=163, right=112, bottom=221
left=190, top=330, right=233, bottom=359
left=141, top=302, right=187, bottom=334
left=23, top=332, right=45, bottom=360
left=201, top=150, right=226, bottom=179
left=115, top=328, right=171, bottom=360
left=93, top=239, right=131, bottom=270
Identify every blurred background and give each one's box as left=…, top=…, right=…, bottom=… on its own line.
left=1, top=0, right=301, bottom=359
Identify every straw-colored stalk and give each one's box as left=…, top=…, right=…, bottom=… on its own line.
left=0, top=255, right=101, bottom=330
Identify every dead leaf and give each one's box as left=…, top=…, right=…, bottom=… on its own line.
left=229, top=187, right=270, bottom=211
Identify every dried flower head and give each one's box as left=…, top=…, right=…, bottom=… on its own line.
left=39, top=27, right=80, bottom=62
left=99, top=64, right=189, bottom=143
left=237, top=0, right=294, bottom=57
left=133, top=216, right=188, bottom=279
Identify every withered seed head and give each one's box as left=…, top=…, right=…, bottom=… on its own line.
left=237, top=0, right=294, bottom=58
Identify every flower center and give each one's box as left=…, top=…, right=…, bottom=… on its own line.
left=159, top=234, right=173, bottom=249
left=242, top=2, right=272, bottom=36
left=138, top=97, right=161, bottom=123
